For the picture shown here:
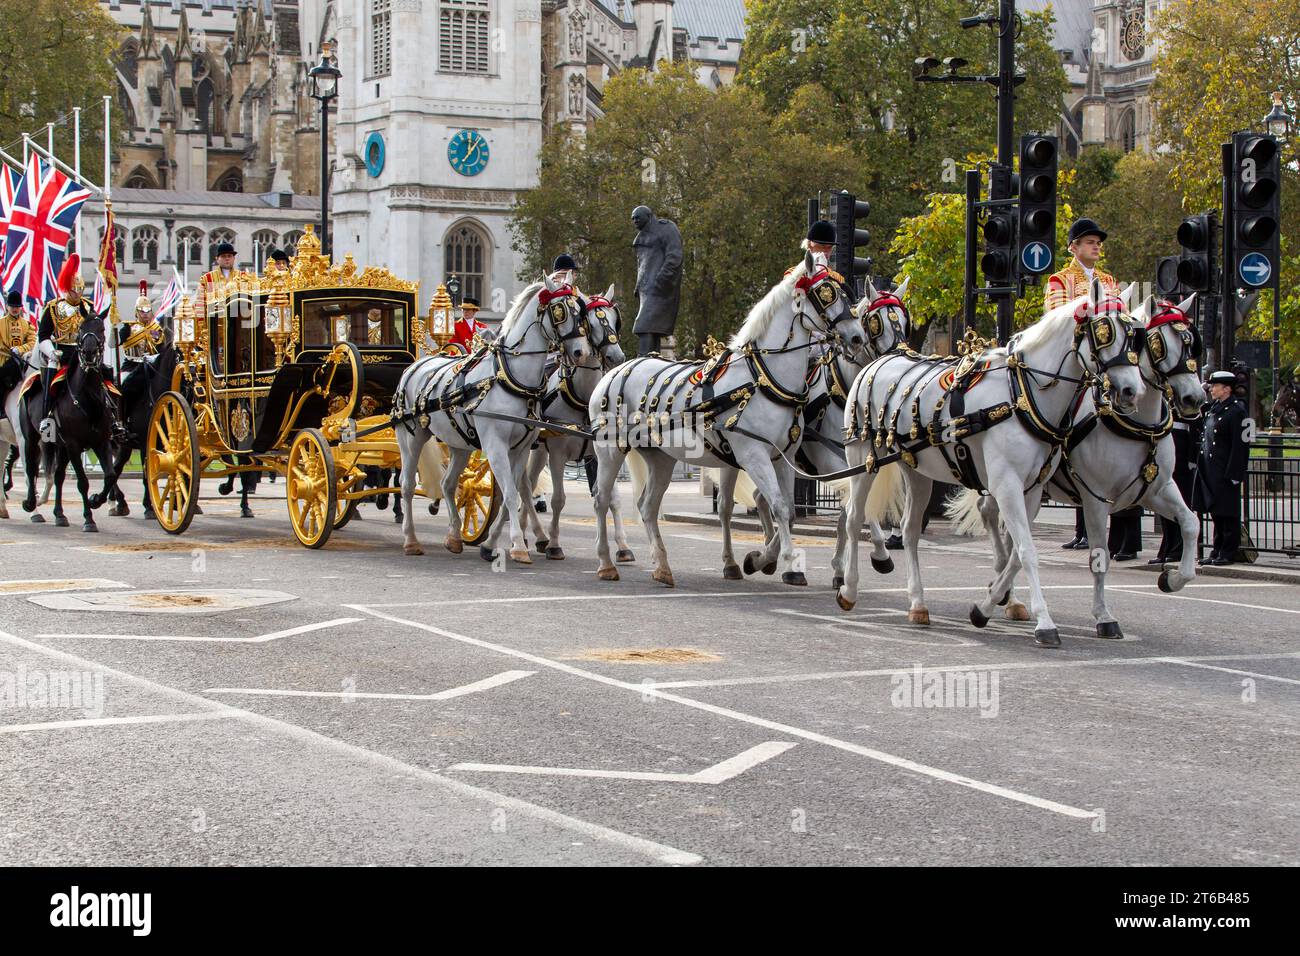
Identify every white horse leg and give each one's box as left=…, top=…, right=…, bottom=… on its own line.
left=836, top=450, right=873, bottom=610
left=519, top=445, right=547, bottom=552
left=608, top=457, right=635, bottom=564
left=985, top=471, right=1059, bottom=647
left=440, top=444, right=473, bottom=554
left=397, top=428, right=430, bottom=555
left=1145, top=479, right=1199, bottom=593
left=900, top=471, right=932, bottom=624
left=745, top=492, right=781, bottom=576
left=591, top=443, right=626, bottom=580
left=543, top=444, right=567, bottom=559
left=637, top=448, right=678, bottom=586
left=732, top=446, right=799, bottom=585
left=718, top=467, right=742, bottom=579
left=981, top=496, right=1029, bottom=622
left=478, top=431, right=531, bottom=564
left=1080, top=495, right=1121, bottom=638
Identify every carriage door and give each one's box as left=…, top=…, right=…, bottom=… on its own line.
left=224, top=289, right=258, bottom=453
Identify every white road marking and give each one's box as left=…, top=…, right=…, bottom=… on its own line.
left=1156, top=658, right=1300, bottom=686
left=0, top=711, right=235, bottom=735
left=206, top=670, right=536, bottom=701
left=449, top=741, right=796, bottom=784
left=1109, top=586, right=1300, bottom=616
left=347, top=605, right=1098, bottom=820
left=0, top=628, right=700, bottom=867
left=35, top=617, right=361, bottom=644
left=644, top=651, right=1300, bottom=689
left=773, top=609, right=983, bottom=647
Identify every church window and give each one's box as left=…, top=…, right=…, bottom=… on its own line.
left=371, top=0, right=392, bottom=78
left=439, top=0, right=491, bottom=75
left=1118, top=109, right=1136, bottom=153
left=177, top=227, right=204, bottom=265
left=132, top=226, right=160, bottom=272
left=214, top=169, right=244, bottom=192
left=124, top=166, right=155, bottom=190
left=444, top=222, right=489, bottom=306
left=282, top=230, right=305, bottom=254
left=252, top=230, right=279, bottom=271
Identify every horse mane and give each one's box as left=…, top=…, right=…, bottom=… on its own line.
left=730, top=261, right=806, bottom=348
left=1008, top=295, right=1083, bottom=356
left=498, top=281, right=544, bottom=336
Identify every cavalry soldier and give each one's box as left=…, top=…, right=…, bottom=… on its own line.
left=1193, top=370, right=1250, bottom=565
left=1048, top=218, right=1125, bottom=551
left=118, top=281, right=163, bottom=360
left=36, top=255, right=93, bottom=441
left=2, top=289, right=36, bottom=356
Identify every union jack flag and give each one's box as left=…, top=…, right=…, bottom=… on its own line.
left=1, top=154, right=91, bottom=314
left=156, top=269, right=184, bottom=318
left=0, top=164, right=22, bottom=259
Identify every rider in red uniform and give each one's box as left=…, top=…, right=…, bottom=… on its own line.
left=450, top=297, right=487, bottom=351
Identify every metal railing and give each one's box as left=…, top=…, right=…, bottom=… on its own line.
left=1233, top=431, right=1300, bottom=558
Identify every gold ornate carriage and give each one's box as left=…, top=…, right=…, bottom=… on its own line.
left=145, top=226, right=500, bottom=548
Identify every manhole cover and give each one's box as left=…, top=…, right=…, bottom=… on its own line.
left=0, top=579, right=130, bottom=596
left=28, top=588, right=298, bottom=615
left=571, top=648, right=722, bottom=664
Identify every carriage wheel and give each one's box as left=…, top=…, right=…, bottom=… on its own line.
left=457, top=450, right=500, bottom=545
left=146, top=391, right=200, bottom=535
left=333, top=493, right=358, bottom=530
left=286, top=428, right=337, bottom=549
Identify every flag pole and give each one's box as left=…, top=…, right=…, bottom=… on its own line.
left=74, top=106, right=82, bottom=268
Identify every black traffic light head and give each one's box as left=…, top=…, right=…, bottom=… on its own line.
left=1017, top=133, right=1058, bottom=276
left=1174, top=212, right=1216, bottom=292
left=1155, top=255, right=1184, bottom=297
left=1231, top=130, right=1281, bottom=290
left=981, top=211, right=1016, bottom=284
left=832, top=190, right=871, bottom=283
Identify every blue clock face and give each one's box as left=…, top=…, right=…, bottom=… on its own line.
left=448, top=129, right=489, bottom=177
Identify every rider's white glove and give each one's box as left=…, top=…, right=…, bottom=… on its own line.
left=37, top=339, right=57, bottom=365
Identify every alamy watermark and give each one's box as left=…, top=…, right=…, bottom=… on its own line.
left=0, top=665, right=105, bottom=718
left=889, top=664, right=1000, bottom=718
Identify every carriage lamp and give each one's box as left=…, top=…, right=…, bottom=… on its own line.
left=1264, top=91, right=1292, bottom=141
left=265, top=271, right=294, bottom=366
left=428, top=283, right=455, bottom=348
left=175, top=295, right=197, bottom=349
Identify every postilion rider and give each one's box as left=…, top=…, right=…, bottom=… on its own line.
left=1043, top=218, right=1140, bottom=557
left=3, top=289, right=36, bottom=358
left=36, top=255, right=125, bottom=443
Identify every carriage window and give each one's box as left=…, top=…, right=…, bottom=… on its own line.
left=300, top=299, right=408, bottom=347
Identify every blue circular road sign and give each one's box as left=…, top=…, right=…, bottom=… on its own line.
left=1021, top=241, right=1053, bottom=274
left=1239, top=252, right=1272, bottom=287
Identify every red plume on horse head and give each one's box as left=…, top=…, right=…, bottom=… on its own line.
left=57, top=253, right=81, bottom=295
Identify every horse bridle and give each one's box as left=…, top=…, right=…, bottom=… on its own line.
left=581, top=296, right=624, bottom=369
left=1142, top=305, right=1202, bottom=384
left=857, top=293, right=909, bottom=359
left=533, top=287, right=590, bottom=369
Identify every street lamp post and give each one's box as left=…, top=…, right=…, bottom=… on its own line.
left=1262, top=92, right=1292, bottom=428
left=308, top=40, right=342, bottom=260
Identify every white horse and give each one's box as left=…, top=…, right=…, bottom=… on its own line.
left=947, top=292, right=1204, bottom=638
left=837, top=279, right=1147, bottom=648
left=518, top=286, right=637, bottom=562
left=587, top=262, right=860, bottom=587
left=393, top=275, right=596, bottom=562
left=714, top=277, right=913, bottom=585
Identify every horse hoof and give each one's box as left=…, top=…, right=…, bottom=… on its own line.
left=479, top=546, right=496, bottom=562
left=240, top=507, right=254, bottom=519
left=995, top=587, right=1010, bottom=606
left=1004, top=602, right=1031, bottom=622
left=652, top=568, right=675, bottom=588
left=110, top=503, right=129, bottom=517
left=143, top=510, right=156, bottom=521
left=970, top=605, right=989, bottom=629
left=1157, top=570, right=1173, bottom=593
left=1034, top=628, right=1061, bottom=648
left=82, top=522, right=97, bottom=533
left=394, top=512, right=403, bottom=524
left=22, top=501, right=35, bottom=514
left=510, top=549, right=533, bottom=564
left=54, top=515, right=69, bottom=528
left=832, top=574, right=844, bottom=589
left=444, top=535, right=464, bottom=554
left=193, top=505, right=204, bottom=515
left=597, top=566, right=620, bottom=581
left=545, top=547, right=565, bottom=560
left=870, top=556, right=894, bottom=575
left=403, top=543, right=424, bottom=556
left=535, top=538, right=549, bottom=554
left=616, top=549, right=636, bottom=564
left=376, top=494, right=389, bottom=511
left=1096, top=621, right=1123, bottom=639
left=781, top=571, right=807, bottom=586
left=218, top=482, right=233, bottom=496
left=835, top=590, right=855, bottom=612
left=29, top=513, right=44, bottom=523
left=761, top=561, right=777, bottom=576
left=742, top=551, right=762, bottom=575
left=723, top=564, right=743, bottom=581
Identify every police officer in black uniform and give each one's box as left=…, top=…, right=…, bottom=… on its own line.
left=1193, top=370, right=1250, bottom=565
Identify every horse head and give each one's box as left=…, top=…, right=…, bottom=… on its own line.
left=76, top=317, right=105, bottom=372
left=538, top=272, right=590, bottom=367
left=796, top=268, right=861, bottom=354
left=583, top=283, right=626, bottom=369
left=1070, top=277, right=1145, bottom=414
left=1136, top=292, right=1204, bottom=419
left=853, top=276, right=911, bottom=362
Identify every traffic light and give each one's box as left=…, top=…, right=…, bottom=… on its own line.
left=1175, top=212, right=1216, bottom=292
left=1155, top=254, right=1184, bottom=298
left=981, top=211, right=1016, bottom=286
left=1017, top=133, right=1057, bottom=278
left=832, top=190, right=871, bottom=290
left=1231, top=131, right=1281, bottom=291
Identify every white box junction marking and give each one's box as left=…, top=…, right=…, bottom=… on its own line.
left=28, top=589, right=299, bottom=615
left=448, top=741, right=797, bottom=784
left=205, top=670, right=537, bottom=700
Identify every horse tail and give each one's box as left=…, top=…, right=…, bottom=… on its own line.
left=703, top=467, right=759, bottom=509
left=865, top=462, right=905, bottom=525
left=626, top=448, right=648, bottom=508
left=944, top=487, right=986, bottom=537
left=417, top=441, right=445, bottom=501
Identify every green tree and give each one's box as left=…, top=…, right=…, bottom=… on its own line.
left=510, top=62, right=858, bottom=355
left=739, top=0, right=1068, bottom=275
left=0, top=0, right=122, bottom=171
left=1079, top=150, right=1187, bottom=289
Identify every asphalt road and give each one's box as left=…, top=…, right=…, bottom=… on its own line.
left=1, top=476, right=1297, bottom=867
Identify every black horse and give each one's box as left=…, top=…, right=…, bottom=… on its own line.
left=20, top=317, right=122, bottom=530
left=105, top=325, right=180, bottom=519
